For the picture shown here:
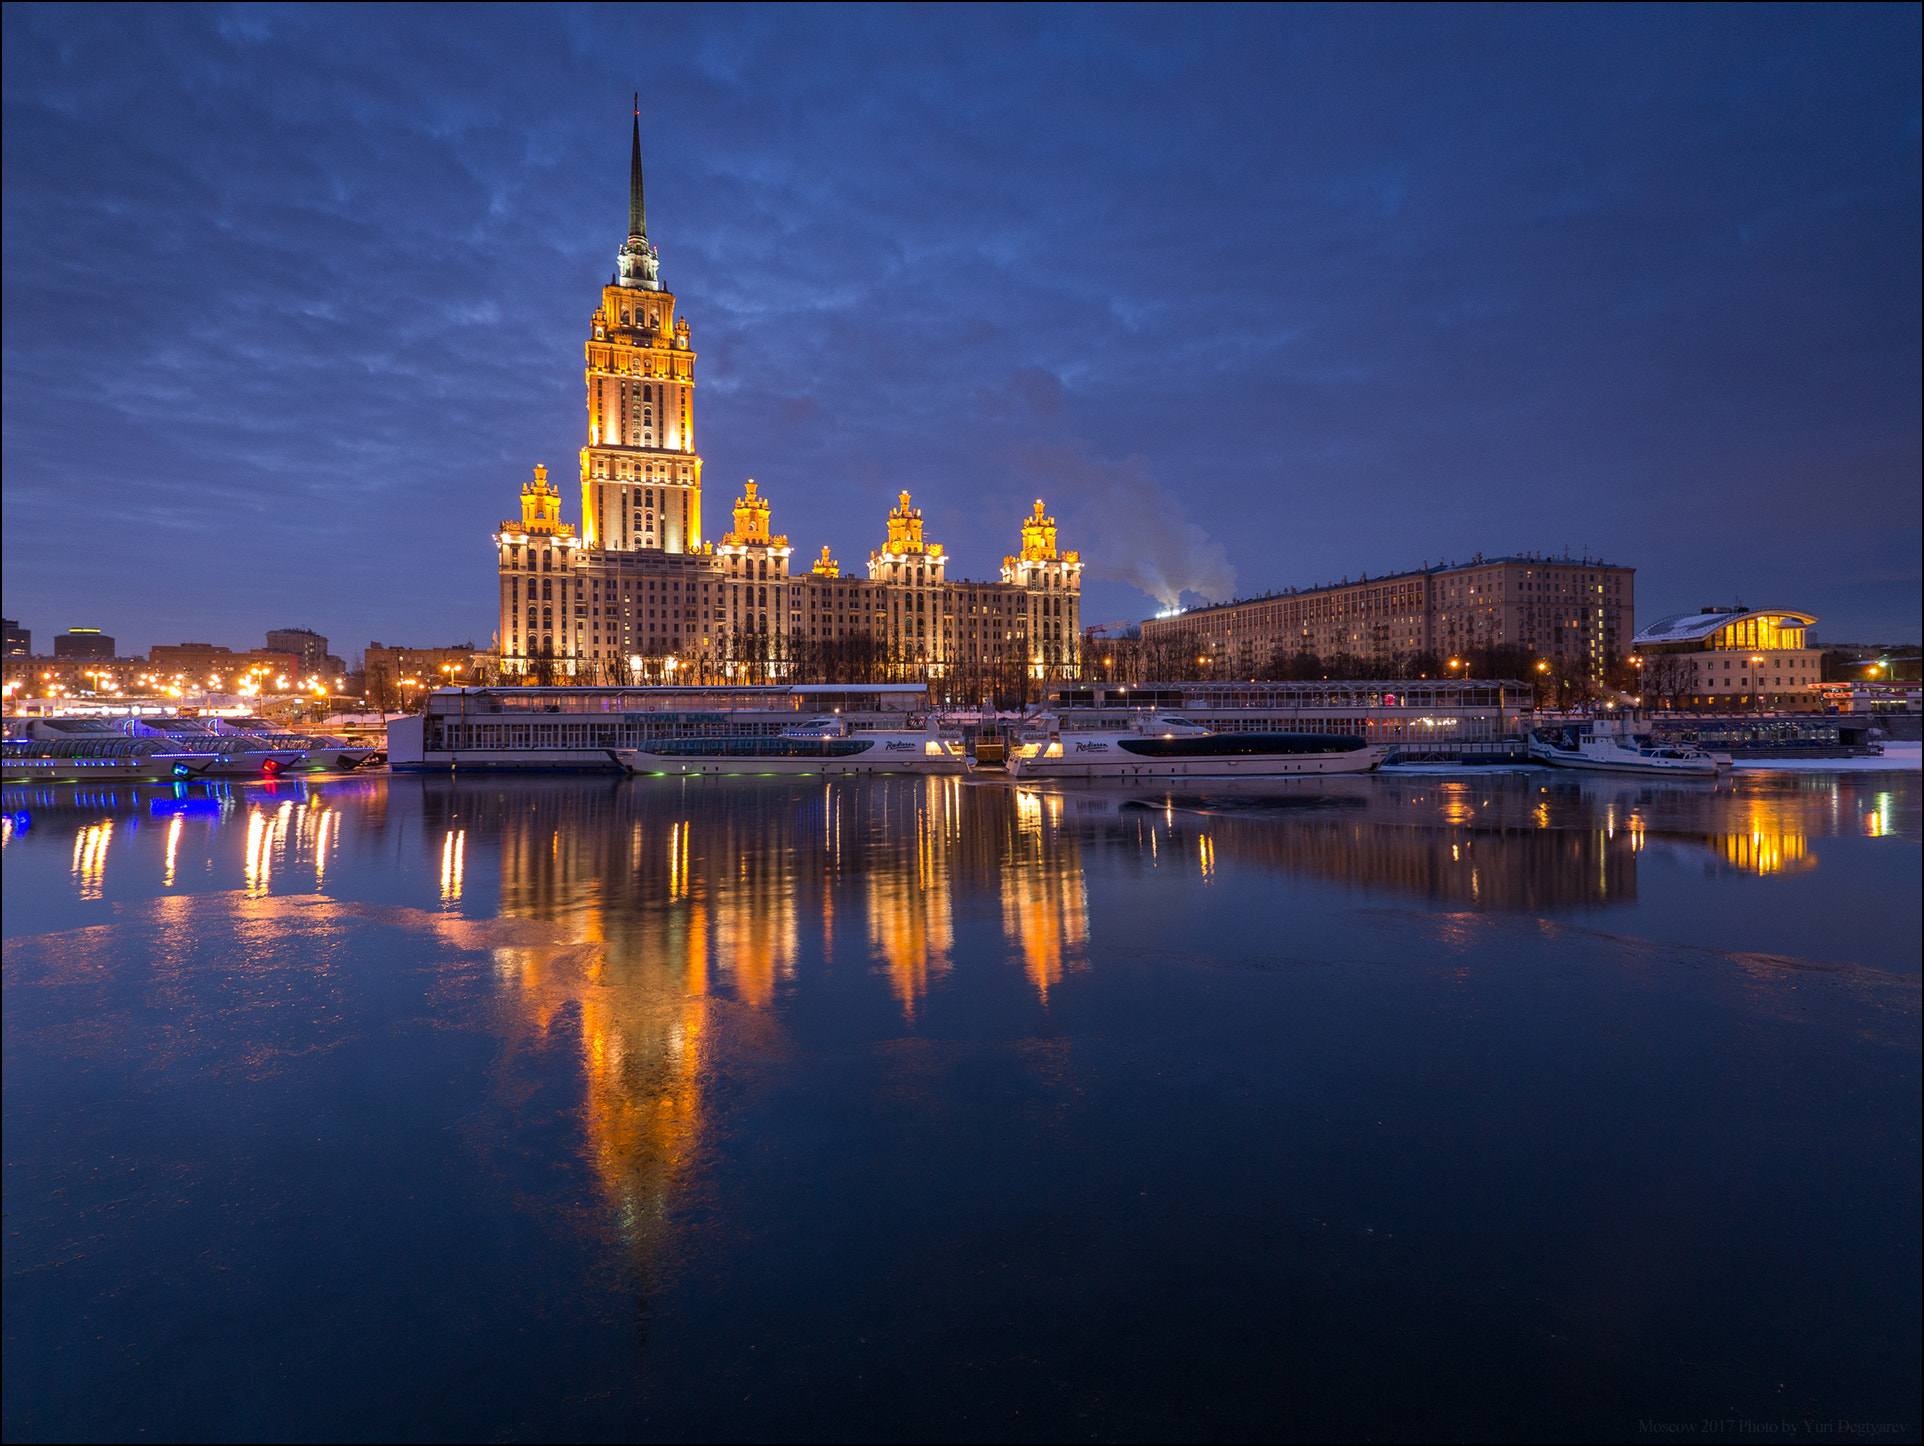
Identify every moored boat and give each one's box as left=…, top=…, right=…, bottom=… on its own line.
left=1007, top=714, right=1390, bottom=779
left=1526, top=724, right=1724, bottom=776
left=2, top=738, right=179, bottom=783
left=616, top=716, right=971, bottom=776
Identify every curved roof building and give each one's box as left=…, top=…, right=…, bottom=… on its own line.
left=1631, top=606, right=1821, bottom=711
left=1633, top=607, right=1815, bottom=651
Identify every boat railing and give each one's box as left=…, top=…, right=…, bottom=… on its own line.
left=14, top=737, right=173, bottom=759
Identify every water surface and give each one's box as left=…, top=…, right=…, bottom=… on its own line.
left=4, top=770, right=1919, bottom=1442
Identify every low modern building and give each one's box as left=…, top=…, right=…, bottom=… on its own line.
left=147, top=643, right=302, bottom=690
left=2, top=620, right=28, bottom=659
left=52, top=628, right=115, bottom=660
left=1631, top=607, right=1823, bottom=711
left=363, top=643, right=485, bottom=700
left=1140, top=553, right=1634, bottom=683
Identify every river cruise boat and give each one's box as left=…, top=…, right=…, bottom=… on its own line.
left=616, top=716, right=971, bottom=776
left=139, top=718, right=383, bottom=772
left=204, top=731, right=383, bottom=771
left=387, top=686, right=971, bottom=776
left=12, top=718, right=309, bottom=778
left=1007, top=715, right=1391, bottom=780
left=0, top=736, right=304, bottom=783
left=1527, top=722, right=1725, bottom=777
left=2, top=738, right=179, bottom=784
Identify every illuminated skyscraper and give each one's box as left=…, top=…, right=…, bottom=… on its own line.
left=493, top=107, right=1080, bottom=681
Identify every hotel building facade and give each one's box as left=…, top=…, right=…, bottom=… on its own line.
left=494, top=111, right=1081, bottom=680
left=1140, top=554, right=1635, bottom=681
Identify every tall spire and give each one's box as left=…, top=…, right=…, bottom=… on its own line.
left=628, top=92, right=647, bottom=240
left=615, top=95, right=661, bottom=290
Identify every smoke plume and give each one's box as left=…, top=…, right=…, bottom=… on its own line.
left=1014, top=439, right=1237, bottom=609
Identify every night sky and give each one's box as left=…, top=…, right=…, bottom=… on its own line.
left=3, top=4, right=1918, bottom=663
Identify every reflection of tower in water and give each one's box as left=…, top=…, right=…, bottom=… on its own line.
left=418, top=775, right=1104, bottom=1285
left=864, top=778, right=964, bottom=1019
left=479, top=782, right=738, bottom=1275
left=1001, top=788, right=1090, bottom=1003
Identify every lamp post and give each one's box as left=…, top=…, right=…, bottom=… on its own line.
left=1749, top=654, right=1765, bottom=714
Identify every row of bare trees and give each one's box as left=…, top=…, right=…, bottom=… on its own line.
left=1079, top=637, right=1630, bottom=707
left=464, top=629, right=1081, bottom=707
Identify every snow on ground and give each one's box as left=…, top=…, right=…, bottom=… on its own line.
left=1728, top=741, right=1921, bottom=772
left=1380, top=742, right=1921, bottom=776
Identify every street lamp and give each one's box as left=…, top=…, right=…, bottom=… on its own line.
left=1749, top=654, right=1765, bottom=714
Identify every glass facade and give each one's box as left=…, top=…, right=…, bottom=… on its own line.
left=1706, top=615, right=1806, bottom=652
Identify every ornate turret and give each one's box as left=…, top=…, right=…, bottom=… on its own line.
left=1018, top=499, right=1058, bottom=560
left=723, top=480, right=787, bottom=547
left=810, top=546, right=840, bottom=578
left=882, top=491, right=944, bottom=558
left=519, top=464, right=572, bottom=536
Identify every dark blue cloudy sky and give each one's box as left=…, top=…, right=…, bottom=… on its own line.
left=4, top=3, right=1918, bottom=660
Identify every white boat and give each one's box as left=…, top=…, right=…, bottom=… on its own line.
left=12, top=718, right=307, bottom=779
left=146, top=737, right=308, bottom=778
left=1007, top=714, right=1390, bottom=779
left=225, top=733, right=383, bottom=771
left=2, top=738, right=179, bottom=783
left=616, top=717, right=972, bottom=776
left=1527, top=724, right=1724, bottom=776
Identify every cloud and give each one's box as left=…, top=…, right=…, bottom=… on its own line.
left=1, top=5, right=1917, bottom=650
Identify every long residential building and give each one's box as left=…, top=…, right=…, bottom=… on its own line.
left=492, top=110, right=1081, bottom=680
left=1140, top=553, right=1634, bottom=680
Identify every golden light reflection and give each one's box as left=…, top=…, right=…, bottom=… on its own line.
left=312, top=806, right=334, bottom=888
left=718, top=862, right=795, bottom=1011
left=441, top=828, right=467, bottom=904
left=1713, top=830, right=1812, bottom=875
left=163, top=815, right=183, bottom=887
left=1702, top=794, right=1817, bottom=875
left=482, top=785, right=723, bottom=1261
left=1438, top=781, right=1476, bottom=827
left=243, top=808, right=271, bottom=894
left=867, top=779, right=961, bottom=1019
left=1001, top=787, right=1088, bottom=1005
left=668, top=820, right=690, bottom=900
left=71, top=819, right=113, bottom=899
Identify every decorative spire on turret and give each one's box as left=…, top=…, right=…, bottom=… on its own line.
left=617, top=94, right=661, bottom=291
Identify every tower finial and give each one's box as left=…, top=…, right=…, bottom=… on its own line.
left=628, top=93, right=647, bottom=240
left=615, top=96, right=661, bottom=289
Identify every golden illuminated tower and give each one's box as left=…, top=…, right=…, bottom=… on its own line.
left=1002, top=499, right=1082, bottom=676
left=580, top=99, right=704, bottom=555
left=493, top=465, right=582, bottom=663
left=868, top=491, right=949, bottom=663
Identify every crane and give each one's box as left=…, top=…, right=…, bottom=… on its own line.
left=1081, top=619, right=1136, bottom=640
